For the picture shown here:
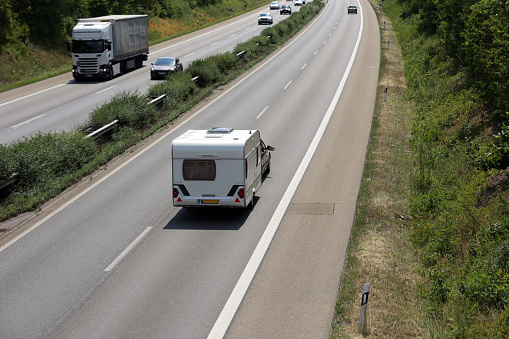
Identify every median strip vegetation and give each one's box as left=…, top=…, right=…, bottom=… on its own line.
left=333, top=0, right=509, bottom=337
left=0, top=0, right=324, bottom=222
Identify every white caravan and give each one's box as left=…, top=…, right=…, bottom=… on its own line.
left=172, top=128, right=274, bottom=208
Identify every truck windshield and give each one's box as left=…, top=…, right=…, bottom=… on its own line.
left=72, top=40, right=105, bottom=53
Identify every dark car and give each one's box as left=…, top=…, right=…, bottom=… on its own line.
left=347, top=5, right=357, bottom=14
left=258, top=12, right=273, bottom=25
left=280, top=5, right=292, bottom=14
left=150, top=57, right=183, bottom=80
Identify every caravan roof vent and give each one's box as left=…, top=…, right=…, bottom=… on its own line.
left=207, top=127, right=234, bottom=134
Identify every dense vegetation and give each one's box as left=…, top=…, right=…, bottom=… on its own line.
left=385, top=0, right=509, bottom=336
left=0, top=0, right=223, bottom=48
left=0, top=0, right=324, bottom=221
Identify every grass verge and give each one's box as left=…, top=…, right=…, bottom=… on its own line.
left=331, top=1, right=426, bottom=337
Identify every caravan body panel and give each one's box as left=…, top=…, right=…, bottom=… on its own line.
left=172, top=129, right=263, bottom=208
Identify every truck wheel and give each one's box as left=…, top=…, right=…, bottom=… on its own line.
left=108, top=66, right=114, bottom=80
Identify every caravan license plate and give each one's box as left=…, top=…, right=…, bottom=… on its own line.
left=201, top=199, right=218, bottom=204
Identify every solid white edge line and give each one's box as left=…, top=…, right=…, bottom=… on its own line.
left=207, top=2, right=364, bottom=338
left=104, top=226, right=152, bottom=272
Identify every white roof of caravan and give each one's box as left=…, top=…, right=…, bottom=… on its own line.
left=172, top=129, right=259, bottom=159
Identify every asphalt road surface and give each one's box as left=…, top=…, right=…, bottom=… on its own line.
left=0, top=0, right=379, bottom=337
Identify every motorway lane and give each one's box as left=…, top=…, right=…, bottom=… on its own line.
left=0, top=0, right=373, bottom=337
left=0, top=2, right=301, bottom=146
left=226, top=0, right=380, bottom=337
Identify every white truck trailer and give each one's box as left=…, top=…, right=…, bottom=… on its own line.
left=172, top=128, right=274, bottom=208
left=70, top=15, right=149, bottom=80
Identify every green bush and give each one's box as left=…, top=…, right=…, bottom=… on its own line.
left=208, top=52, right=240, bottom=74
left=275, top=22, right=291, bottom=39
left=0, top=132, right=97, bottom=195
left=185, top=58, right=222, bottom=87
left=261, top=26, right=280, bottom=44
left=89, top=90, right=157, bottom=129
left=233, top=40, right=263, bottom=62
left=147, top=73, right=197, bottom=108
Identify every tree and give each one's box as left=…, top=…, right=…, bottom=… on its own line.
left=462, top=0, right=509, bottom=113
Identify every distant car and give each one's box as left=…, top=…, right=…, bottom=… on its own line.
left=269, top=1, right=280, bottom=9
left=258, top=12, right=273, bottom=25
left=150, top=57, right=183, bottom=80
left=280, top=4, right=292, bottom=14
left=347, top=5, right=358, bottom=14
left=295, top=0, right=302, bottom=6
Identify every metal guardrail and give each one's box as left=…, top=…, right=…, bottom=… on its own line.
left=149, top=94, right=166, bottom=106
left=0, top=173, right=19, bottom=191
left=85, top=119, right=119, bottom=139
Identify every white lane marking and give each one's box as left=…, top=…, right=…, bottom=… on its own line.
left=207, top=1, right=364, bottom=337
left=256, top=106, right=270, bottom=120
left=230, top=34, right=237, bottom=37
left=211, top=42, right=219, bottom=46
left=104, top=227, right=152, bottom=272
left=323, top=40, right=327, bottom=45
left=314, top=50, right=319, bottom=56
left=0, top=83, right=66, bottom=108
left=283, top=81, right=292, bottom=90
left=11, top=114, right=46, bottom=129
left=244, top=27, right=251, bottom=31
left=95, top=86, right=117, bottom=95
left=301, top=63, right=307, bottom=70
left=184, top=52, right=195, bottom=58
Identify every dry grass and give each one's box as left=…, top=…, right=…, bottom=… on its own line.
left=332, top=2, right=427, bottom=338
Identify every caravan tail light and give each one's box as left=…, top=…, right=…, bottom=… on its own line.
left=238, top=188, right=245, bottom=199
left=173, top=187, right=179, bottom=198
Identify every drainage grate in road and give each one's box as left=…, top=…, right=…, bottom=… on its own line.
left=286, top=203, right=335, bottom=215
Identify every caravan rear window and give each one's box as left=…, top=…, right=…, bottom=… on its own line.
left=182, top=160, right=216, bottom=181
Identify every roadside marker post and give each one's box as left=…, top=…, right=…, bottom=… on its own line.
left=359, top=283, right=370, bottom=336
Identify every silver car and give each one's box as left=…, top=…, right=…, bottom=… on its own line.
left=258, top=12, right=273, bottom=25
left=269, top=1, right=280, bottom=9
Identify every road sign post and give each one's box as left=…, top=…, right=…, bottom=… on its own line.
left=358, top=283, right=370, bottom=335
